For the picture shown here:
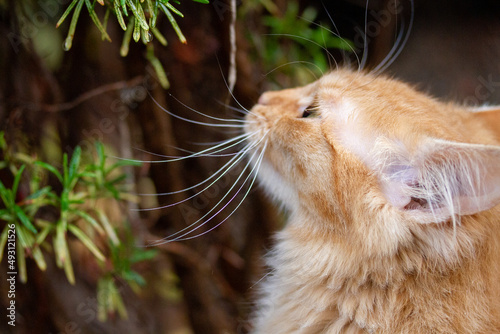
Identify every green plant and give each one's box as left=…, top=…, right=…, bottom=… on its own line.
left=57, top=0, right=210, bottom=89
left=245, top=1, right=353, bottom=87
left=0, top=136, right=155, bottom=320
left=98, top=223, right=157, bottom=320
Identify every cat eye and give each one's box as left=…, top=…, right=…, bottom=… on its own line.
left=301, top=106, right=319, bottom=118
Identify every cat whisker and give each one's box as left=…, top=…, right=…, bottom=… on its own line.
left=359, top=0, right=371, bottom=70
left=266, top=33, right=338, bottom=68
left=249, top=268, right=277, bottom=290
left=215, top=56, right=258, bottom=118
left=111, top=131, right=255, bottom=164
left=171, top=132, right=259, bottom=159
left=336, top=0, right=414, bottom=95
left=264, top=61, right=324, bottom=80
left=174, top=146, right=244, bottom=157
left=131, top=143, right=242, bottom=160
left=298, top=16, right=361, bottom=71
left=148, top=135, right=268, bottom=244
left=320, top=4, right=362, bottom=71
left=149, top=94, right=248, bottom=128
left=141, top=140, right=257, bottom=197
left=371, top=0, right=414, bottom=75
left=214, top=99, right=254, bottom=118
left=188, top=135, right=251, bottom=147
left=168, top=93, right=249, bottom=124
left=213, top=94, right=266, bottom=121
left=136, top=134, right=262, bottom=211
left=148, top=154, right=255, bottom=243
left=155, top=138, right=268, bottom=243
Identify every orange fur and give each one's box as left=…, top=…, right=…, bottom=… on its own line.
left=246, top=70, right=500, bottom=333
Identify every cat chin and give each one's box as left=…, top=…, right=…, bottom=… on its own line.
left=254, top=158, right=299, bottom=212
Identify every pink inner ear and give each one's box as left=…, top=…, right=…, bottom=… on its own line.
left=380, top=165, right=418, bottom=209
left=381, top=180, right=412, bottom=209
left=376, top=138, right=500, bottom=221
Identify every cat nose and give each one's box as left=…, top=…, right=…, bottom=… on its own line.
left=258, top=92, right=271, bottom=105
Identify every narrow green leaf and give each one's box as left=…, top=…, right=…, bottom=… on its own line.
left=106, top=159, right=142, bottom=174
left=141, top=28, right=152, bottom=43
left=120, top=16, right=135, bottom=56
left=17, top=242, right=27, bottom=283
left=130, top=248, right=157, bottom=263
left=146, top=45, right=170, bottom=89
left=113, top=0, right=127, bottom=30
left=95, top=209, right=120, bottom=245
left=95, top=142, right=105, bottom=169
left=56, top=0, right=79, bottom=28
left=159, top=4, right=186, bottom=44
left=68, top=198, right=85, bottom=205
left=35, top=161, right=63, bottom=183
left=152, top=0, right=158, bottom=27
left=15, top=224, right=30, bottom=249
left=0, top=180, right=12, bottom=206
left=32, top=246, right=47, bottom=271
left=34, top=219, right=52, bottom=228
left=61, top=188, right=70, bottom=212
left=191, top=0, right=210, bottom=3
left=68, top=224, right=105, bottom=261
left=12, top=164, right=25, bottom=196
left=0, top=210, right=12, bottom=221
left=63, top=248, right=75, bottom=284
left=109, top=280, right=128, bottom=319
left=165, top=2, right=183, bottom=17
left=135, top=0, right=149, bottom=30
left=13, top=205, right=37, bottom=233
left=122, top=270, right=146, bottom=286
left=145, top=0, right=155, bottom=27
left=97, top=276, right=113, bottom=321
left=103, top=6, right=111, bottom=32
left=72, top=210, right=105, bottom=234
left=127, top=0, right=149, bottom=30
left=118, top=192, right=139, bottom=202
left=26, top=186, right=52, bottom=201
left=133, top=14, right=141, bottom=42
left=0, top=132, right=6, bottom=150
left=104, top=183, right=120, bottom=199
left=85, top=0, right=112, bottom=42
left=120, top=0, right=128, bottom=16
left=12, top=152, right=34, bottom=166
left=34, top=223, right=53, bottom=246
left=107, top=174, right=127, bottom=185
left=151, top=26, right=167, bottom=46
left=68, top=146, right=82, bottom=184
left=54, top=220, right=66, bottom=268
left=63, top=153, right=69, bottom=187
left=0, top=224, right=10, bottom=263
left=78, top=171, right=96, bottom=179
left=64, top=0, right=85, bottom=50
left=55, top=221, right=75, bottom=284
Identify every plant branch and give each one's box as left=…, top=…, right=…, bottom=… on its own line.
left=42, top=76, right=144, bottom=113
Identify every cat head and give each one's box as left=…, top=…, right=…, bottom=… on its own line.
left=245, top=69, right=500, bottom=256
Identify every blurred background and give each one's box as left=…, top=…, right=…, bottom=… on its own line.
left=1, top=0, right=500, bottom=333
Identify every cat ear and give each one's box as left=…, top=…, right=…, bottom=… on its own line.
left=469, top=107, right=500, bottom=141
left=375, top=138, right=500, bottom=223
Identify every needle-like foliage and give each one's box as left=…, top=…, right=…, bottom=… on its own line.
left=57, top=0, right=210, bottom=89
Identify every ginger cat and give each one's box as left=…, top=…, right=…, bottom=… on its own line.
left=245, top=69, right=500, bottom=333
